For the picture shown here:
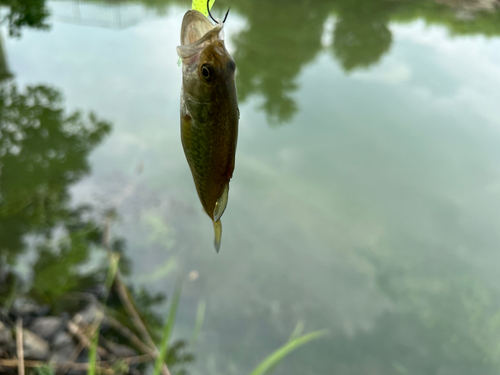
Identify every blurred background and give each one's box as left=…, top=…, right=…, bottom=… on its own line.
left=2, top=0, right=500, bottom=373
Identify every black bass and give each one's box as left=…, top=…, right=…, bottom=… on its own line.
left=177, top=9, right=239, bottom=252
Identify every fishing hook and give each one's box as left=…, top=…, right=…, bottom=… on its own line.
left=222, top=7, right=230, bottom=23
left=207, top=0, right=230, bottom=24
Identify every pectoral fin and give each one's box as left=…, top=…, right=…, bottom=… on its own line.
left=213, top=220, right=222, bottom=253
left=213, top=183, right=229, bottom=222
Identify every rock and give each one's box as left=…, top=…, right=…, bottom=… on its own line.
left=23, top=329, right=49, bottom=360
left=0, top=307, right=8, bottom=320
left=52, top=331, right=81, bottom=369
left=0, top=321, right=12, bottom=346
left=75, top=303, right=109, bottom=331
left=52, top=331, right=74, bottom=348
left=50, top=335, right=76, bottom=364
left=55, top=348, right=89, bottom=375
left=12, top=300, right=50, bottom=316
left=75, top=348, right=89, bottom=363
left=11, top=300, right=50, bottom=326
left=30, top=316, right=64, bottom=341
left=65, top=349, right=89, bottom=375
left=77, top=302, right=100, bottom=325
left=107, top=342, right=137, bottom=358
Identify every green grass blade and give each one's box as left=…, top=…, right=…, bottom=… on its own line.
left=248, top=330, right=328, bottom=375
left=88, top=253, right=120, bottom=375
left=104, top=252, right=121, bottom=292
left=153, top=278, right=183, bottom=375
left=288, top=320, right=305, bottom=342
left=262, top=320, right=306, bottom=375
left=88, top=334, right=98, bottom=375
left=190, top=300, right=206, bottom=348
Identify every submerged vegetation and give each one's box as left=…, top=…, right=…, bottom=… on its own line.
left=0, top=77, right=195, bottom=374
left=0, top=72, right=325, bottom=374
left=0, top=210, right=325, bottom=374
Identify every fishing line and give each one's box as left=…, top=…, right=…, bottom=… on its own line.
left=207, top=0, right=230, bottom=24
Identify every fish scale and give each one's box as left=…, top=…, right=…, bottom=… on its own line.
left=177, top=10, right=239, bottom=252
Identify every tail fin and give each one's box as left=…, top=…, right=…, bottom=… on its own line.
left=213, top=220, right=222, bottom=253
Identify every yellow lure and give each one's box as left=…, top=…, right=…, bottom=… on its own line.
left=192, top=0, right=215, bottom=16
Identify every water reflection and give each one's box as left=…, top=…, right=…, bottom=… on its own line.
left=230, top=0, right=330, bottom=125
left=332, top=0, right=393, bottom=72
left=0, top=0, right=50, bottom=36
left=0, top=76, right=192, bottom=372
left=363, top=250, right=500, bottom=375
left=0, top=82, right=111, bottom=264
left=7, top=0, right=500, bottom=123
left=53, top=0, right=158, bottom=29
left=3, top=0, right=500, bottom=373
left=230, top=0, right=500, bottom=123
left=321, top=245, right=500, bottom=375
left=0, top=64, right=111, bottom=290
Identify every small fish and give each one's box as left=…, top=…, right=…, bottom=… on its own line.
left=177, top=7, right=239, bottom=252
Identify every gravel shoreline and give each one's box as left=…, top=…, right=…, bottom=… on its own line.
left=0, top=296, right=149, bottom=375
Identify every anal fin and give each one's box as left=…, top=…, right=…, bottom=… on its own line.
left=213, top=183, right=229, bottom=222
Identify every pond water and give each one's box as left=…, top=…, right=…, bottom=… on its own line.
left=2, top=0, right=500, bottom=374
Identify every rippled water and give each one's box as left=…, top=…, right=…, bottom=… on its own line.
left=3, top=0, right=500, bottom=374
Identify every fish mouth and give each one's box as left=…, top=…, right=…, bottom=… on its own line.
left=177, top=10, right=224, bottom=60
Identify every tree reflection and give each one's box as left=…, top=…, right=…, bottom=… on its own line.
left=2, top=0, right=500, bottom=124
left=229, top=0, right=500, bottom=124
left=0, top=80, right=193, bottom=372
left=0, top=83, right=111, bottom=264
left=0, top=80, right=110, bottom=299
left=0, top=0, right=50, bottom=36
left=29, top=206, right=105, bottom=304
left=231, top=0, right=330, bottom=125
left=331, top=0, right=394, bottom=72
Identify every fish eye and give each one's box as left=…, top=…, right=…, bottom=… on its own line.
left=202, top=66, right=210, bottom=78
left=200, top=64, right=214, bottom=82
